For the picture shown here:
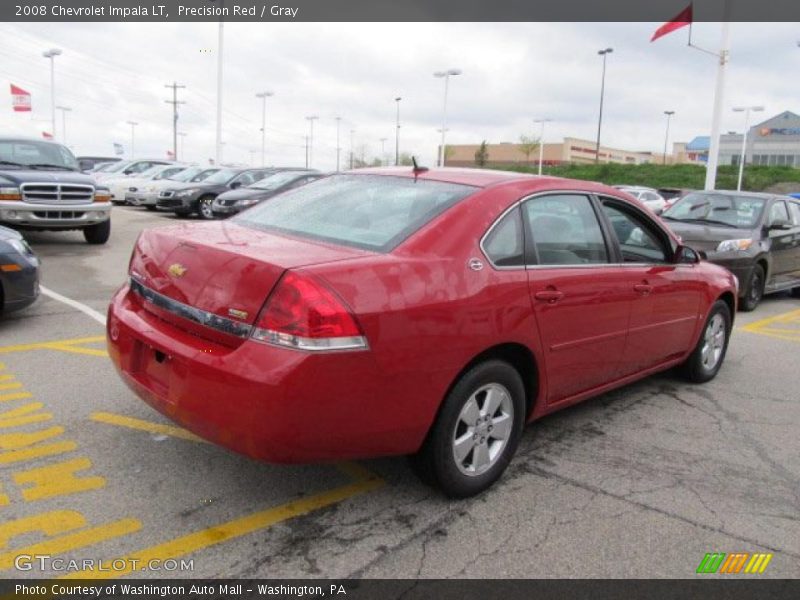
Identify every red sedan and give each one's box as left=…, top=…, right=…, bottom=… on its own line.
left=107, top=167, right=737, bottom=497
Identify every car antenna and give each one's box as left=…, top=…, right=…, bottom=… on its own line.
left=411, top=156, right=428, bottom=178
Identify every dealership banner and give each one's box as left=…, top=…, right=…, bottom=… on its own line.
left=10, top=84, right=31, bottom=112
left=3, top=0, right=800, bottom=22
left=1, top=579, right=799, bottom=599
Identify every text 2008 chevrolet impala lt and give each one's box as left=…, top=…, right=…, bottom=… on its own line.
left=107, top=167, right=737, bottom=497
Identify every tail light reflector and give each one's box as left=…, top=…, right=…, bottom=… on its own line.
left=251, top=271, right=367, bottom=351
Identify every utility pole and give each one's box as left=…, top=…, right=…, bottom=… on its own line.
left=305, top=115, right=318, bottom=168
left=395, top=97, right=402, bottom=165
left=335, top=116, right=342, bottom=171
left=178, top=131, right=187, bottom=159
left=595, top=48, right=613, bottom=163
left=255, top=91, right=273, bottom=166
left=662, top=111, right=675, bottom=165
left=42, top=48, right=62, bottom=139
left=304, top=135, right=309, bottom=168
left=349, top=129, right=355, bottom=169
left=215, top=19, right=225, bottom=166
left=380, top=138, right=388, bottom=166
left=56, top=106, right=71, bottom=146
left=164, top=82, right=186, bottom=160
left=127, top=120, right=138, bottom=159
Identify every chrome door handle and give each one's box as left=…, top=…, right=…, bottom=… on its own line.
left=634, top=284, right=653, bottom=295
left=534, top=290, right=564, bottom=303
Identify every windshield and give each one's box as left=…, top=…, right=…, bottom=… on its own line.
left=249, top=171, right=309, bottom=190
left=202, top=168, right=238, bottom=185
left=104, top=160, right=132, bottom=173
left=138, top=165, right=164, bottom=178
left=662, top=193, right=766, bottom=229
left=0, top=140, right=79, bottom=170
left=169, top=167, right=203, bottom=182
left=234, top=174, right=477, bottom=252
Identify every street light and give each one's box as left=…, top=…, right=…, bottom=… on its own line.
left=434, top=68, right=462, bottom=167
left=56, top=106, right=71, bottom=146
left=595, top=48, right=613, bottom=163
left=380, top=138, right=388, bottom=166
left=732, top=105, right=764, bottom=191
left=395, top=97, right=402, bottom=166
left=662, top=111, right=675, bottom=165
left=349, top=129, right=355, bottom=169
left=533, top=118, right=552, bottom=176
left=42, top=48, right=62, bottom=139
left=305, top=116, right=318, bottom=168
left=126, top=121, right=138, bottom=159
left=255, top=91, right=274, bottom=166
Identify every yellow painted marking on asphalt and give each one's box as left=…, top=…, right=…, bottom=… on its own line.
left=0, top=382, right=22, bottom=391
left=0, top=374, right=14, bottom=382
left=0, top=441, right=77, bottom=465
left=0, top=512, right=142, bottom=571
left=60, top=472, right=384, bottom=580
left=0, top=335, right=107, bottom=356
left=14, top=457, right=106, bottom=501
left=0, top=402, right=52, bottom=429
left=0, top=485, right=8, bottom=506
left=741, top=308, right=800, bottom=343
left=91, top=412, right=207, bottom=444
left=0, top=392, right=32, bottom=403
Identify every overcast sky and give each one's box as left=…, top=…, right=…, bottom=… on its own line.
left=1, top=21, right=798, bottom=169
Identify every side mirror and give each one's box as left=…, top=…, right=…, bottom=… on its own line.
left=123, top=169, right=135, bottom=175
left=674, top=244, right=700, bottom=264
left=769, top=219, right=792, bottom=231
left=230, top=181, right=242, bottom=189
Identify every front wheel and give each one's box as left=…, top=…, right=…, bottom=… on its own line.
left=83, top=220, right=111, bottom=245
left=198, top=196, right=216, bottom=220
left=681, top=300, right=732, bottom=383
left=739, top=264, right=764, bottom=312
left=410, top=360, right=525, bottom=498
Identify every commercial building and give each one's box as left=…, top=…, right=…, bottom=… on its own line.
left=718, top=110, right=800, bottom=167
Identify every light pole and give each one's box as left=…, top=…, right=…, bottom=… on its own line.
left=56, top=106, right=71, bottom=146
left=215, top=21, right=224, bottom=165
left=305, top=115, right=318, bottom=168
left=42, top=48, right=62, bottom=139
left=434, top=68, right=462, bottom=167
left=255, top=91, right=273, bottom=166
left=595, top=48, right=613, bottom=163
left=178, top=131, right=187, bottom=159
left=732, top=105, right=764, bottom=191
left=662, top=111, right=675, bottom=165
left=380, top=138, right=388, bottom=166
left=349, top=129, right=355, bottom=169
left=335, top=116, right=342, bottom=172
left=395, top=97, right=402, bottom=165
left=533, top=118, right=551, bottom=176
left=126, top=121, right=138, bottom=159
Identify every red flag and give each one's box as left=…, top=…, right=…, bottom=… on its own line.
left=651, top=3, right=693, bottom=42
left=10, top=84, right=31, bottom=112
left=42, top=131, right=53, bottom=140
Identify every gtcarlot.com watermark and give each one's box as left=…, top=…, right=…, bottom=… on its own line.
left=15, top=554, right=194, bottom=573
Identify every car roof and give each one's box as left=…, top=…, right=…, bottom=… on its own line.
left=693, top=190, right=779, bottom=200
left=349, top=166, right=546, bottom=188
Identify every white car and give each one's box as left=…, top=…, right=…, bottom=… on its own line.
left=109, top=164, right=188, bottom=204
left=93, top=159, right=174, bottom=185
left=126, top=167, right=221, bottom=209
left=614, top=185, right=668, bottom=214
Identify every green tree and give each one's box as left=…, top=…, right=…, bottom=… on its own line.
left=518, top=134, right=540, bottom=165
left=474, top=141, right=489, bottom=167
left=397, top=152, right=414, bottom=166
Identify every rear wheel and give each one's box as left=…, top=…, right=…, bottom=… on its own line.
left=740, top=264, right=764, bottom=312
left=681, top=300, right=731, bottom=383
left=791, top=287, right=800, bottom=298
left=198, top=196, right=216, bottom=220
left=83, top=220, right=111, bottom=245
left=145, top=205, right=157, bottom=211
left=410, top=360, right=525, bottom=498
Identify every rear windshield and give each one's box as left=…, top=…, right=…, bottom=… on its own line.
left=234, top=174, right=477, bottom=252
left=662, top=192, right=766, bottom=229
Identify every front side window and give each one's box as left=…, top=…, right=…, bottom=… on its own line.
left=523, top=194, right=608, bottom=265
left=235, top=174, right=476, bottom=252
left=483, top=207, right=524, bottom=267
left=788, top=201, right=800, bottom=226
left=601, top=201, right=669, bottom=263
left=203, top=168, right=239, bottom=185
left=768, top=200, right=790, bottom=226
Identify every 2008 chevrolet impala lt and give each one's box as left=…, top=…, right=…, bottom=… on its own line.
left=107, top=167, right=738, bottom=497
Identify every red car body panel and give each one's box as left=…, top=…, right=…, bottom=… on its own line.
left=107, top=169, right=737, bottom=463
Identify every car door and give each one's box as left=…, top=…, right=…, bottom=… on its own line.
left=597, top=196, right=703, bottom=374
left=765, top=199, right=797, bottom=286
left=521, top=192, right=632, bottom=404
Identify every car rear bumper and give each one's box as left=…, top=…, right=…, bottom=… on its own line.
left=0, top=201, right=110, bottom=229
left=106, top=284, right=431, bottom=463
left=0, top=253, right=39, bottom=312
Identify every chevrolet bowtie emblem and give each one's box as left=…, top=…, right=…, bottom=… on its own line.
left=167, top=263, right=188, bottom=278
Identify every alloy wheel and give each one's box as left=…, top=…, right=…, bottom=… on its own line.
left=452, top=383, right=514, bottom=477
left=700, top=313, right=726, bottom=371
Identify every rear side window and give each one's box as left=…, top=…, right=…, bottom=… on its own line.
left=523, top=194, right=608, bottom=265
left=235, top=174, right=476, bottom=252
left=768, top=200, right=790, bottom=225
left=483, top=207, right=524, bottom=267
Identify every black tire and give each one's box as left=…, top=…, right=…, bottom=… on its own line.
left=739, top=264, right=765, bottom=312
left=680, top=300, right=732, bottom=383
left=410, top=360, right=526, bottom=498
left=173, top=210, right=191, bottom=219
left=791, top=287, right=800, bottom=298
left=197, top=195, right=216, bottom=220
left=83, top=220, right=111, bottom=245
left=145, top=205, right=157, bottom=211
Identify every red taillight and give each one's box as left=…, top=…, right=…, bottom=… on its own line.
left=251, top=271, right=367, bottom=351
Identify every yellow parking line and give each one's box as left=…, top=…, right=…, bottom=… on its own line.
left=741, top=308, right=800, bottom=332
left=90, top=412, right=207, bottom=444
left=0, top=336, right=107, bottom=355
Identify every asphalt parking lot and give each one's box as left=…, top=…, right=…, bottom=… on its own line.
left=0, top=206, right=798, bottom=579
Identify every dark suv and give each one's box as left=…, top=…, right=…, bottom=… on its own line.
left=156, top=167, right=272, bottom=219
left=0, top=137, right=112, bottom=244
left=662, top=191, right=800, bottom=310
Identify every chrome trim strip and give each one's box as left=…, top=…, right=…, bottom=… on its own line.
left=130, top=278, right=252, bottom=339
